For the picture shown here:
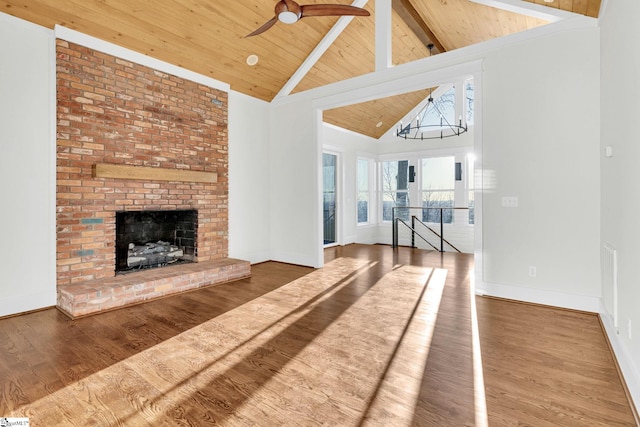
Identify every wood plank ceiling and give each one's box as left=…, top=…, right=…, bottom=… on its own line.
left=2, top=0, right=600, bottom=139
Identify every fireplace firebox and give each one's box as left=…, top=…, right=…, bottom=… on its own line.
left=115, top=210, right=197, bottom=273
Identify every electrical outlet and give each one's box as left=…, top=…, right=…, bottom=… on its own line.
left=502, top=196, right=518, bottom=208
left=528, top=266, right=537, bottom=277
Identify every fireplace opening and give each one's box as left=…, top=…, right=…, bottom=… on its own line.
left=115, top=210, right=197, bottom=274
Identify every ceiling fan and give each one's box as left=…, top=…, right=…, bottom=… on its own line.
left=246, top=0, right=370, bottom=37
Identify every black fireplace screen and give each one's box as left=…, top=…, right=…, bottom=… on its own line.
left=115, top=210, right=197, bottom=273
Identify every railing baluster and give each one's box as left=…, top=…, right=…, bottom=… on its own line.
left=440, top=208, right=444, bottom=253
left=411, top=215, right=416, bottom=248
left=392, top=207, right=397, bottom=248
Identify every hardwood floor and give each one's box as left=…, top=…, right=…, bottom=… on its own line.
left=0, top=244, right=636, bottom=426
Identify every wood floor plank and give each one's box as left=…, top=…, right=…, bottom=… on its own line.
left=0, top=244, right=636, bottom=425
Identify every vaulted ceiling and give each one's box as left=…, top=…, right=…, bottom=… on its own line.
left=2, top=0, right=601, bottom=138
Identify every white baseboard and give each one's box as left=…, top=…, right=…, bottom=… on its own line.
left=0, top=290, right=57, bottom=318
left=355, top=238, right=382, bottom=245
left=229, top=250, right=271, bottom=266
left=343, top=235, right=357, bottom=245
left=475, top=280, right=601, bottom=313
left=270, top=251, right=321, bottom=268
left=599, top=302, right=640, bottom=416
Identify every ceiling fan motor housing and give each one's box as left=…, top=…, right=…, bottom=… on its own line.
left=276, top=1, right=301, bottom=23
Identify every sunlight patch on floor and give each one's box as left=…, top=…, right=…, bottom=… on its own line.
left=470, top=274, right=489, bottom=427
left=358, top=267, right=448, bottom=425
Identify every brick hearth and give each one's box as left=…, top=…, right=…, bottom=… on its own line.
left=57, top=258, right=250, bottom=319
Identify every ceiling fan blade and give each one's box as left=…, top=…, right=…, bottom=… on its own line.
left=245, top=16, right=278, bottom=37
left=300, top=4, right=370, bottom=18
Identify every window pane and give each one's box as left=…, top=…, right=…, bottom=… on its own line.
left=468, top=154, right=475, bottom=224
left=422, top=156, right=454, bottom=223
left=322, top=153, right=337, bottom=244
left=382, top=160, right=409, bottom=191
left=420, top=86, right=456, bottom=128
left=422, top=191, right=454, bottom=223
left=357, top=159, right=369, bottom=224
left=382, top=191, right=409, bottom=221
left=422, top=157, right=454, bottom=190
left=381, top=160, right=410, bottom=221
left=358, top=192, right=368, bottom=223
left=357, top=159, right=368, bottom=191
left=323, top=153, right=336, bottom=192
left=466, top=80, right=474, bottom=125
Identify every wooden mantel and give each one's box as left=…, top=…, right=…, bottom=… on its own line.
left=92, top=163, right=217, bottom=183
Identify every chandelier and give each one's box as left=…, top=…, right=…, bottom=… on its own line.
left=395, top=92, right=468, bottom=140
left=396, top=44, right=468, bottom=140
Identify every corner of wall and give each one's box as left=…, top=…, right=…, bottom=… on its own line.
left=599, top=302, right=640, bottom=420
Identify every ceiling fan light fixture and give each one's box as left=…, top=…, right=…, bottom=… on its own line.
left=278, top=11, right=299, bottom=24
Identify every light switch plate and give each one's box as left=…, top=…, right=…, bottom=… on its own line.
left=502, top=196, right=518, bottom=208
left=605, top=146, right=613, bottom=157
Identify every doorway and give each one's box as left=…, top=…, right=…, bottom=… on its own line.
left=322, top=152, right=338, bottom=246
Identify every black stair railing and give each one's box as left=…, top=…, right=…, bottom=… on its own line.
left=391, top=206, right=469, bottom=252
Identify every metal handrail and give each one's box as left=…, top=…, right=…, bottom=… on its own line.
left=396, top=218, right=439, bottom=251
left=411, top=215, right=461, bottom=253
left=392, top=206, right=470, bottom=252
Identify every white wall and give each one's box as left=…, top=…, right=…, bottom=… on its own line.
left=0, top=14, right=56, bottom=316
left=269, top=100, right=323, bottom=267
left=600, top=0, right=640, bottom=409
left=477, top=28, right=602, bottom=311
left=228, top=91, right=271, bottom=264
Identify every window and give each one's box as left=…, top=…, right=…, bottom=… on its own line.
left=381, top=160, right=410, bottom=221
left=323, top=153, right=337, bottom=245
left=421, top=157, right=455, bottom=223
left=465, top=80, right=474, bottom=126
left=467, top=154, right=475, bottom=224
left=420, top=85, right=456, bottom=130
left=357, top=158, right=370, bottom=224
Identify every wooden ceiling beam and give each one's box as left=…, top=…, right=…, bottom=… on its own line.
left=393, top=0, right=446, bottom=54
left=375, top=0, right=392, bottom=70
left=470, top=0, right=582, bottom=21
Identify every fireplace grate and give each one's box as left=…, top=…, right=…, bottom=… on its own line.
left=115, top=210, right=197, bottom=274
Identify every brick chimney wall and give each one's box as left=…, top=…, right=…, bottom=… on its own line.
left=56, top=40, right=228, bottom=287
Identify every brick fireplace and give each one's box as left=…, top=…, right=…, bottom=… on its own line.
left=55, top=40, right=249, bottom=317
